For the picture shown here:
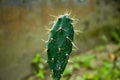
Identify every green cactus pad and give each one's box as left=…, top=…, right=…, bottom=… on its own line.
left=47, top=14, right=74, bottom=80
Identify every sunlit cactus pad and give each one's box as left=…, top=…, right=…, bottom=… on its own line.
left=47, top=13, right=74, bottom=80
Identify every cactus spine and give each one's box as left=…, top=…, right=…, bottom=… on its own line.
left=47, top=14, right=74, bottom=80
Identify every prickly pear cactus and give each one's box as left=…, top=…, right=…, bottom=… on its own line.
left=47, top=14, right=74, bottom=80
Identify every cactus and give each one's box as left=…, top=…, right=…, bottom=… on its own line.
left=46, top=14, right=74, bottom=80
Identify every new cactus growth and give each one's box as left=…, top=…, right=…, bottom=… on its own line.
left=47, top=13, right=74, bottom=80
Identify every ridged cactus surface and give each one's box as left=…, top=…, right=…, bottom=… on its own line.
left=47, top=14, right=74, bottom=80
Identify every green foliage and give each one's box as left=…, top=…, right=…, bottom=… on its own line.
left=78, top=55, right=96, bottom=68
left=61, top=50, right=120, bottom=80
left=63, top=64, right=74, bottom=76
left=31, top=53, right=45, bottom=79
left=112, top=31, right=120, bottom=47
left=110, top=23, right=120, bottom=47
left=101, top=35, right=108, bottom=43
left=46, top=14, right=74, bottom=80
left=112, top=31, right=120, bottom=43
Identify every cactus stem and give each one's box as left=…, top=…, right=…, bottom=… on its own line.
left=47, top=14, right=74, bottom=80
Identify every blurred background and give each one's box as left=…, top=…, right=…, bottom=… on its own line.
left=0, top=0, right=120, bottom=80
